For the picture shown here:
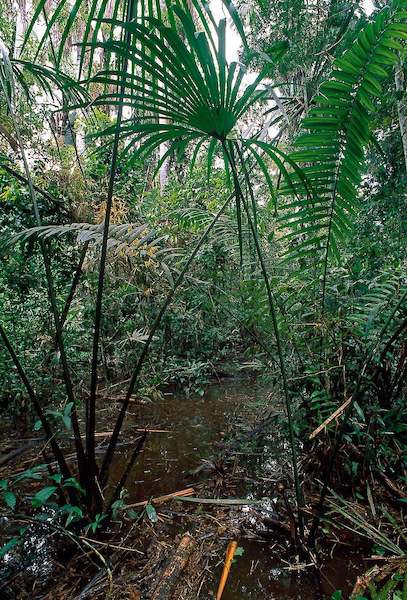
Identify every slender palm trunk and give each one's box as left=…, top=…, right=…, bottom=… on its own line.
left=225, top=140, right=304, bottom=537
left=87, top=0, right=137, bottom=510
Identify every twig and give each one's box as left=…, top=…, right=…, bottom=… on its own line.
left=79, top=536, right=144, bottom=555
left=309, top=397, right=351, bottom=440
left=125, top=487, right=195, bottom=509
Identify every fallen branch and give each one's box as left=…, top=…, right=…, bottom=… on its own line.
left=0, top=439, right=44, bottom=467
left=125, top=488, right=195, bottom=509
left=78, top=536, right=144, bottom=555
left=76, top=428, right=170, bottom=441
left=216, top=541, right=237, bottom=600
left=175, top=496, right=261, bottom=506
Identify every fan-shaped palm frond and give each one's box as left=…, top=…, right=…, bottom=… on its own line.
left=75, top=4, right=294, bottom=228
left=84, top=8, right=272, bottom=166
left=1, top=34, right=87, bottom=108
left=278, top=1, right=407, bottom=307
left=23, top=0, right=248, bottom=78
left=11, top=59, right=87, bottom=105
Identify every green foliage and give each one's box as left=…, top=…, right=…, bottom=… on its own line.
left=0, top=0, right=406, bottom=568
left=145, top=502, right=158, bottom=524
left=279, top=1, right=407, bottom=301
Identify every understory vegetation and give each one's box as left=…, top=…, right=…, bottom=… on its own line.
left=0, top=0, right=406, bottom=598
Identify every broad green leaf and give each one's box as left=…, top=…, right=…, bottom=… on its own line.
left=145, top=503, right=158, bottom=523
left=32, top=486, right=57, bottom=508
left=0, top=537, right=19, bottom=559
left=3, top=491, right=16, bottom=510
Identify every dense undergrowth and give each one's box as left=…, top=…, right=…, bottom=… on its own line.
left=0, top=0, right=406, bottom=597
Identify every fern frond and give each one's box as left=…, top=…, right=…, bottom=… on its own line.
left=279, top=1, right=407, bottom=306
left=351, top=272, right=407, bottom=338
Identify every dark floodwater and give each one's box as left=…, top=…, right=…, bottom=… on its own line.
left=106, top=380, right=256, bottom=502
left=101, top=380, right=364, bottom=599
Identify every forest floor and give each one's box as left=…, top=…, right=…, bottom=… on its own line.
left=0, top=378, right=405, bottom=599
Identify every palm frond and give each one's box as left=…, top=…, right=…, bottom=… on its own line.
left=278, top=1, right=407, bottom=306
left=4, top=222, right=154, bottom=252
left=351, top=271, right=407, bottom=337
left=1, top=33, right=87, bottom=108
left=22, top=0, right=248, bottom=76
left=11, top=60, right=87, bottom=105
left=83, top=13, right=262, bottom=157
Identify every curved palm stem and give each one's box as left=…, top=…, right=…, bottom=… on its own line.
left=224, top=139, right=304, bottom=537
left=87, top=0, right=137, bottom=506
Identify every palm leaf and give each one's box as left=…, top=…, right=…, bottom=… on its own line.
left=278, top=1, right=407, bottom=308
left=22, top=0, right=248, bottom=74
left=4, top=222, right=154, bottom=251
left=351, top=272, right=407, bottom=339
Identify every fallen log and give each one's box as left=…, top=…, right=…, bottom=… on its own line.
left=150, top=533, right=196, bottom=600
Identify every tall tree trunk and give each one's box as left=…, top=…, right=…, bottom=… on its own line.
left=395, top=60, right=407, bottom=173
left=159, top=116, right=170, bottom=192
left=13, top=0, right=28, bottom=58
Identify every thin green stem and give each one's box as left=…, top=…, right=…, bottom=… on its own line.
left=224, top=139, right=304, bottom=536
left=99, top=192, right=233, bottom=488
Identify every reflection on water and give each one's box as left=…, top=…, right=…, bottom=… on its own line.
left=212, top=539, right=363, bottom=600
left=0, top=380, right=365, bottom=599
left=104, top=380, right=363, bottom=599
